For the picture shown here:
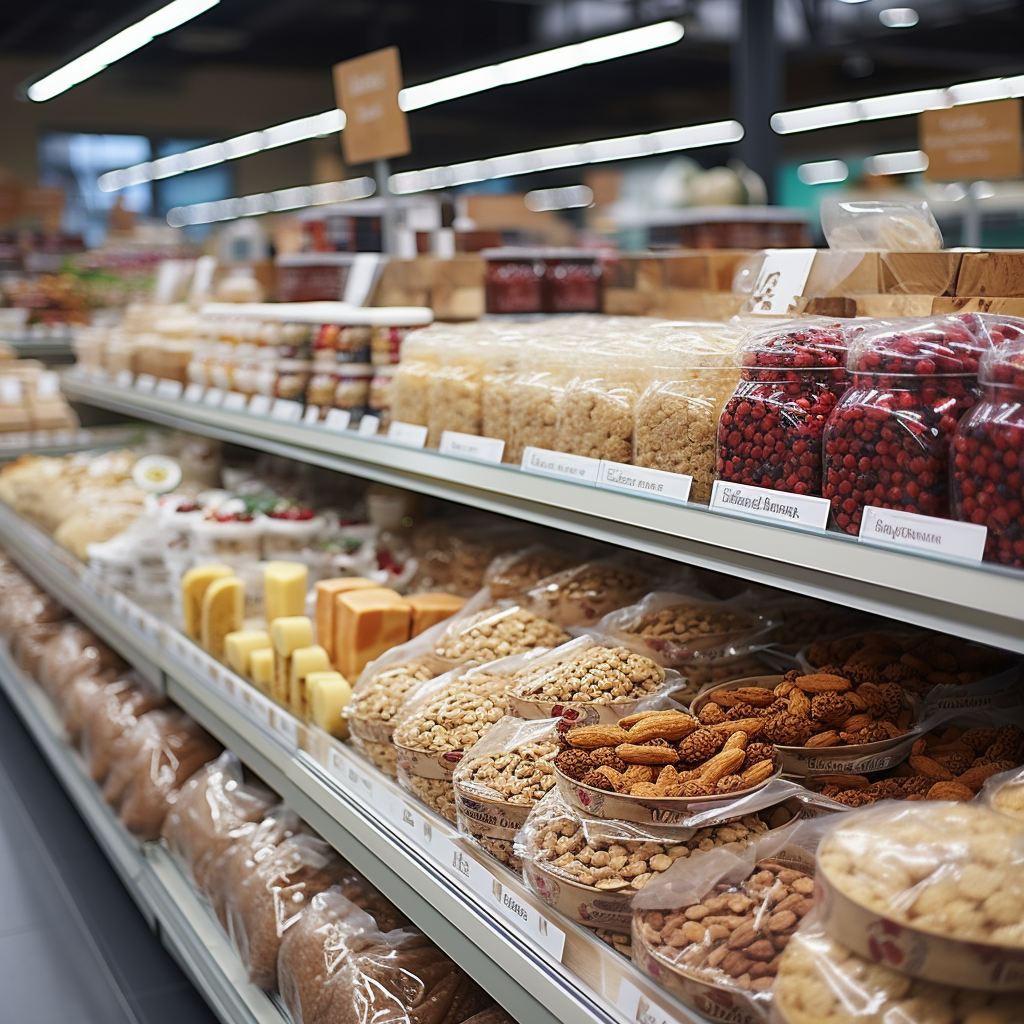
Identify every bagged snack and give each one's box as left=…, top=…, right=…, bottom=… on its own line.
left=483, top=544, right=583, bottom=601
left=390, top=330, right=444, bottom=428
left=0, top=578, right=68, bottom=640
left=820, top=197, right=943, bottom=251
left=816, top=801, right=1024, bottom=989
left=78, top=673, right=165, bottom=783
left=425, top=334, right=490, bottom=446
left=160, top=751, right=276, bottom=896
left=517, top=789, right=770, bottom=931
left=526, top=558, right=658, bottom=629
left=506, top=338, right=579, bottom=465
left=36, top=622, right=124, bottom=700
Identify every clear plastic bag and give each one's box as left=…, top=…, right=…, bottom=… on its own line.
left=390, top=330, right=443, bottom=428
left=0, top=579, right=69, bottom=642
left=483, top=544, right=587, bottom=601
left=11, top=621, right=65, bottom=679
left=526, top=557, right=659, bottom=629
left=820, top=197, right=943, bottom=251
left=425, top=335, right=489, bottom=447
left=34, top=622, right=121, bottom=700
left=78, top=674, right=165, bottom=784
left=506, top=339, right=579, bottom=465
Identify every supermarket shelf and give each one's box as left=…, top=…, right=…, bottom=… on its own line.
left=63, top=370, right=1024, bottom=654
left=0, top=643, right=285, bottom=1024
left=0, top=498, right=710, bottom=1024
left=2, top=337, right=76, bottom=361
left=0, top=424, right=147, bottom=462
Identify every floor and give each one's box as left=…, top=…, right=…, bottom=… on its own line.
left=0, top=687, right=220, bottom=1024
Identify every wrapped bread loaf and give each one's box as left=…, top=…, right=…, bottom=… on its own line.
left=78, top=674, right=165, bottom=783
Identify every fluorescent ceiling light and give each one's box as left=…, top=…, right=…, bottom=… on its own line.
left=166, top=176, right=375, bottom=227
left=863, top=148, right=928, bottom=175
left=27, top=0, right=219, bottom=102
left=524, top=185, right=594, bottom=211
left=879, top=7, right=919, bottom=28
left=389, top=120, right=744, bottom=194
left=797, top=159, right=849, bottom=185
left=99, top=20, right=683, bottom=192
left=772, top=74, right=1024, bottom=134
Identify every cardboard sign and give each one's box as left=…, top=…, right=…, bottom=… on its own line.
left=921, top=99, right=1023, bottom=182
left=746, top=249, right=816, bottom=315
left=333, top=46, right=411, bottom=165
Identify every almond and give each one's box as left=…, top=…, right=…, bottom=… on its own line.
left=566, top=724, right=631, bottom=749
left=794, top=673, right=852, bottom=693
left=909, top=755, right=953, bottom=781
left=615, top=742, right=680, bottom=765
left=805, top=730, right=841, bottom=748
left=925, top=781, right=974, bottom=801
left=739, top=760, right=775, bottom=786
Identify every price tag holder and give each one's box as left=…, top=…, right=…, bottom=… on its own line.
left=183, top=383, right=205, bottom=402
left=248, top=394, right=272, bottom=416
left=597, top=461, right=692, bottom=504
left=394, top=800, right=447, bottom=859
left=37, top=371, right=60, bottom=399
left=616, top=979, right=678, bottom=1024
left=303, top=404, right=321, bottom=425
left=222, top=392, right=248, bottom=412
left=387, top=420, right=426, bottom=447
left=710, top=480, right=830, bottom=532
left=271, top=399, right=303, bottom=422
left=858, top=506, right=986, bottom=563
left=203, top=388, right=225, bottom=407
left=325, top=408, right=351, bottom=431
left=115, top=370, right=134, bottom=388
left=155, top=378, right=183, bottom=400
left=270, top=707, right=299, bottom=749
left=358, top=414, right=380, bottom=436
left=439, top=431, right=505, bottom=464
left=135, top=374, right=157, bottom=393
left=521, top=447, right=601, bottom=485
left=326, top=746, right=376, bottom=806
left=245, top=690, right=274, bottom=731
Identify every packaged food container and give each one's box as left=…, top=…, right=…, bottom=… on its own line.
left=717, top=321, right=851, bottom=497
left=542, top=250, right=602, bottom=313
left=314, top=323, right=372, bottom=363
left=331, top=364, right=373, bottom=421
left=505, top=338, right=580, bottom=465
left=372, top=324, right=416, bottom=366
left=479, top=333, right=524, bottom=459
left=262, top=506, right=326, bottom=555
left=276, top=322, right=314, bottom=360
left=369, top=366, right=396, bottom=431
left=274, top=359, right=312, bottom=402
left=426, top=336, right=489, bottom=447
left=823, top=315, right=993, bottom=534
left=483, top=249, right=545, bottom=314
left=391, top=331, right=444, bottom=427
left=191, top=510, right=265, bottom=564
left=951, top=325, right=1024, bottom=567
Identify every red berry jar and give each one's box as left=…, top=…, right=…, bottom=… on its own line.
left=483, top=249, right=544, bottom=314
left=716, top=320, right=851, bottom=496
left=823, top=315, right=995, bottom=535
left=952, top=323, right=1024, bottom=567
left=542, top=250, right=602, bottom=313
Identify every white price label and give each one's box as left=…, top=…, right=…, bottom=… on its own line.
left=115, top=370, right=134, bottom=388
left=248, top=394, right=272, bottom=416
left=710, top=480, right=830, bottom=532
left=303, top=404, right=321, bottom=425
left=271, top=399, right=303, bottom=422
left=858, top=506, right=987, bottom=563
left=203, top=388, right=225, bottom=407
left=387, top=420, right=427, bottom=447
left=325, top=408, right=351, bottom=431
left=616, top=980, right=677, bottom=1024
left=37, top=371, right=60, bottom=399
left=598, top=461, right=692, bottom=504
left=439, top=431, right=505, bottom=463
left=521, top=447, right=601, bottom=484
left=222, top=392, right=248, bottom=412
left=395, top=800, right=445, bottom=856
left=357, top=414, right=380, bottom=436
left=747, top=248, right=816, bottom=316
left=183, top=383, right=205, bottom=402
left=245, top=690, right=274, bottom=731
left=135, top=374, right=157, bottom=393
left=271, top=707, right=299, bottom=748
left=155, top=378, right=183, bottom=400
left=326, top=746, right=376, bottom=805
left=89, top=366, right=108, bottom=382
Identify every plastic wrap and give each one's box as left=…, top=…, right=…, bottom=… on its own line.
left=425, top=336, right=489, bottom=447
left=816, top=801, right=1024, bottom=989
left=101, top=708, right=222, bottom=841
left=479, top=334, right=523, bottom=461
left=526, top=558, right=658, bottom=629
left=33, top=622, right=116, bottom=699
left=631, top=817, right=826, bottom=1023
left=160, top=751, right=276, bottom=896
left=59, top=663, right=129, bottom=745
left=390, top=331, right=443, bottom=428
left=10, top=621, right=65, bottom=679
left=985, top=764, right=1024, bottom=822
left=506, top=340, right=577, bottom=466
left=78, top=673, right=165, bottom=783
left=517, top=789, right=771, bottom=931
left=820, top=197, right=943, bottom=251
left=0, top=579, right=69, bottom=641
left=483, top=544, right=583, bottom=601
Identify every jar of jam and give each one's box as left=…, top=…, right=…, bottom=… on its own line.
left=716, top=321, right=851, bottom=496
left=823, top=315, right=995, bottom=535
left=332, top=364, right=373, bottom=422
left=483, top=249, right=544, bottom=314
left=542, top=250, right=602, bottom=313
left=951, top=322, right=1024, bottom=567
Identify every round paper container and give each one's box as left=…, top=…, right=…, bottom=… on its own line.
left=553, top=762, right=781, bottom=827
left=453, top=786, right=533, bottom=842
left=818, top=862, right=1024, bottom=991
left=348, top=714, right=395, bottom=746
left=507, top=692, right=653, bottom=726
left=689, top=676, right=921, bottom=778
left=633, top=926, right=767, bottom=1024
left=522, top=859, right=633, bottom=931
left=394, top=740, right=464, bottom=781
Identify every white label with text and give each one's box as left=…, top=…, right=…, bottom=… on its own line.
left=222, top=392, right=248, bottom=412
left=183, top=383, right=205, bottom=402
left=326, top=746, right=376, bottom=805
left=203, top=388, right=225, bottom=407
left=710, top=480, right=830, bottom=531
left=616, top=979, right=677, bottom=1024
left=439, top=431, right=505, bottom=463
left=325, top=408, right=352, bottom=431
left=303, top=404, right=321, bottom=425
left=271, top=707, right=299, bottom=748
left=358, top=414, right=380, bottom=436
left=271, top=399, right=303, bottom=422
left=598, top=461, right=692, bottom=503
left=155, top=378, right=183, bottom=400
left=747, top=248, right=816, bottom=316
left=115, top=370, right=134, bottom=388
left=247, top=394, right=271, bottom=416
left=388, top=420, right=428, bottom=447
left=134, top=374, right=157, bottom=393
left=521, top=447, right=601, bottom=484
left=858, top=506, right=986, bottom=563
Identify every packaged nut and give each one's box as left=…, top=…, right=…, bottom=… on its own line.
left=593, top=928, right=633, bottom=959
left=764, top=597, right=877, bottom=655
left=483, top=544, right=584, bottom=601
left=817, top=802, right=1024, bottom=989
left=518, top=790, right=770, bottom=930
left=526, top=558, right=658, bottom=628
left=390, top=331, right=443, bottom=427
left=398, top=770, right=459, bottom=823
left=985, top=765, right=1024, bottom=822
left=506, top=337, right=579, bottom=465
left=631, top=817, right=827, bottom=1024
left=774, top=914, right=1024, bottom=1024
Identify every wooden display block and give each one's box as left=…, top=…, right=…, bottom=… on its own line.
left=933, top=296, right=1024, bottom=316
left=880, top=252, right=962, bottom=296
left=956, top=252, right=1024, bottom=297
left=804, top=251, right=881, bottom=297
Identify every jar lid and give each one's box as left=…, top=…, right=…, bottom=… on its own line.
left=848, top=314, right=1003, bottom=375
left=740, top=319, right=850, bottom=370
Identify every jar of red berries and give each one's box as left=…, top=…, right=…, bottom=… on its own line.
left=716, top=320, right=851, bottom=496
left=823, top=315, right=996, bottom=535
left=952, top=324, right=1024, bottom=567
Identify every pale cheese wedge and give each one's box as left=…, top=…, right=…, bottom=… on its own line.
left=288, top=644, right=331, bottom=717
left=201, top=577, right=244, bottom=660
left=308, top=672, right=352, bottom=739
left=182, top=564, right=234, bottom=640
left=224, top=630, right=272, bottom=679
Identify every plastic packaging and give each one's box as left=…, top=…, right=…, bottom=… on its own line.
left=37, top=622, right=125, bottom=701
left=78, top=674, right=165, bottom=784
left=816, top=801, right=1024, bottom=989
left=952, top=324, right=1024, bottom=566
left=0, top=579, right=69, bottom=642
left=526, top=558, right=657, bottom=629
left=479, top=333, right=523, bottom=460
left=390, top=331, right=443, bottom=428
left=820, top=197, right=943, bottom=251
left=425, top=335, right=489, bottom=447
left=483, top=544, right=582, bottom=601
left=717, top=320, right=851, bottom=497
left=823, top=314, right=997, bottom=534
left=506, top=338, right=579, bottom=465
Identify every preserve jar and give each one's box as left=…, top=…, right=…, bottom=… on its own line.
left=483, top=249, right=544, bottom=314
left=717, top=320, right=851, bottom=496
left=823, top=315, right=995, bottom=535
left=542, top=250, right=602, bottom=313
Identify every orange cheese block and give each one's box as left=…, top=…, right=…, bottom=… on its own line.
left=314, top=577, right=378, bottom=659
left=181, top=564, right=234, bottom=640
left=334, top=587, right=412, bottom=681
left=406, top=593, right=467, bottom=637
left=201, top=577, right=244, bottom=660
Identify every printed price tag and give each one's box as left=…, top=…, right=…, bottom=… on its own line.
left=858, top=506, right=986, bottom=563
left=115, top=370, right=134, bottom=388
left=222, top=392, right=248, bottom=412
left=303, top=404, right=321, bottom=425
left=616, top=979, right=677, bottom=1024
left=203, top=388, right=225, bottom=407
left=387, top=420, right=427, bottom=447
left=325, top=408, right=351, bottom=431
left=155, top=378, right=183, bottom=400
left=247, top=394, right=272, bottom=416
left=710, top=480, right=830, bottom=532
left=183, top=383, right=205, bottom=402
left=246, top=690, right=274, bottom=731
left=326, top=746, right=376, bottom=805
left=358, top=414, right=380, bottom=436
left=37, top=371, right=60, bottom=399
left=598, top=461, right=692, bottom=504
left=271, top=399, right=303, bottom=422
left=88, top=366, right=109, bottom=382
left=746, top=248, right=816, bottom=316
left=395, top=800, right=445, bottom=857
left=135, top=374, right=157, bottom=393
left=521, top=447, right=601, bottom=484
left=271, top=707, right=299, bottom=748
left=439, top=431, right=505, bottom=463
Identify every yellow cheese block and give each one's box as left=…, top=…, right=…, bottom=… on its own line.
left=201, top=577, right=244, bottom=660
left=250, top=648, right=274, bottom=694
left=264, top=561, right=309, bottom=625
left=181, top=564, right=234, bottom=640
left=309, top=672, right=352, bottom=739
left=288, top=645, right=332, bottom=717
left=224, top=630, right=271, bottom=678
left=315, top=577, right=378, bottom=659
left=406, top=593, right=467, bottom=637
left=270, top=616, right=314, bottom=706
left=334, top=587, right=412, bottom=681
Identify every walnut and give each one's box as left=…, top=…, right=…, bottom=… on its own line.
left=697, top=703, right=726, bottom=725
left=810, top=692, right=851, bottom=728
left=677, top=729, right=724, bottom=765
left=840, top=723, right=890, bottom=744
left=742, top=742, right=776, bottom=771
left=763, top=713, right=813, bottom=747
left=667, top=780, right=714, bottom=797
left=716, top=774, right=744, bottom=793
left=590, top=747, right=628, bottom=772
left=987, top=725, right=1024, bottom=763
left=855, top=683, right=887, bottom=718
left=843, top=662, right=884, bottom=686
left=960, top=728, right=999, bottom=754
left=555, top=749, right=595, bottom=781
left=877, top=682, right=904, bottom=719
left=725, top=702, right=767, bottom=722
left=882, top=662, right=916, bottom=683
left=940, top=752, right=974, bottom=776
left=581, top=769, right=617, bottom=791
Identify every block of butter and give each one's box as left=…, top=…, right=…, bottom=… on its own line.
left=288, top=644, right=332, bottom=717
left=308, top=672, right=352, bottom=739
left=406, top=593, right=466, bottom=637
left=182, top=564, right=234, bottom=640
left=201, top=577, right=244, bottom=660
left=334, top=587, right=412, bottom=681
left=224, top=630, right=271, bottom=678
left=315, top=577, right=378, bottom=659
left=270, top=616, right=314, bottom=705
left=250, top=648, right=274, bottom=694
left=264, top=561, right=308, bottom=625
